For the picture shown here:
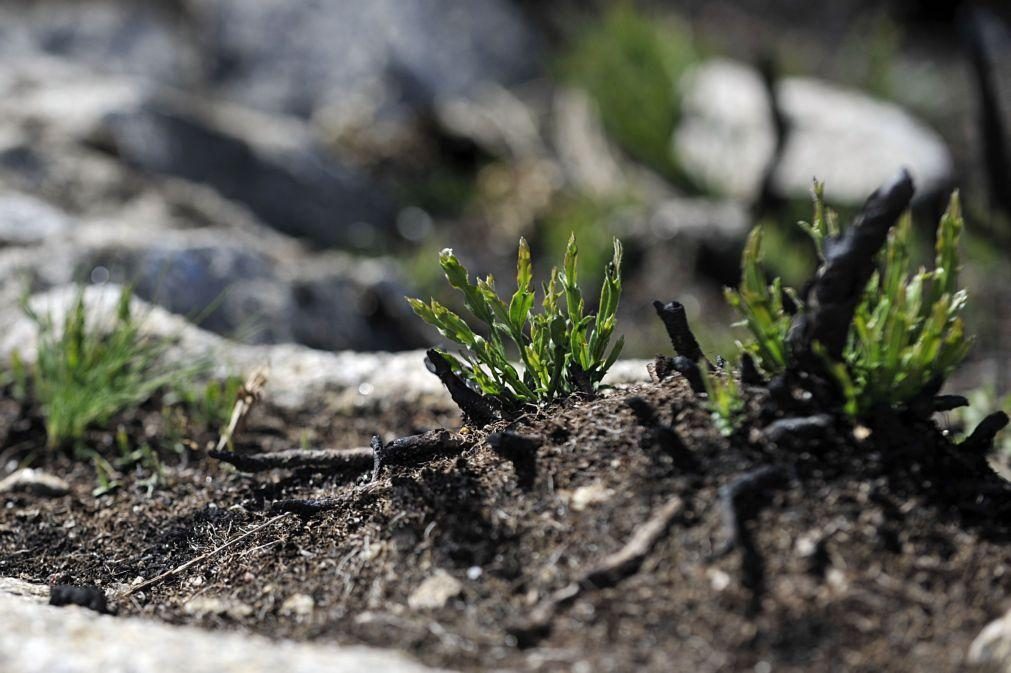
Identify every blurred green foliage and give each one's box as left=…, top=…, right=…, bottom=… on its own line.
left=557, top=4, right=699, bottom=185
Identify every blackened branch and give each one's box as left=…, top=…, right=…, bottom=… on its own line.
left=371, top=429, right=468, bottom=481
left=425, top=349, right=501, bottom=426
left=960, top=411, right=1010, bottom=455
left=652, top=300, right=711, bottom=367
left=789, top=169, right=914, bottom=362
left=210, top=447, right=373, bottom=473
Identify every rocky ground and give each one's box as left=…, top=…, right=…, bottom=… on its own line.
left=1, top=1, right=1010, bottom=672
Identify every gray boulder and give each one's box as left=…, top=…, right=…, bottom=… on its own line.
left=674, top=59, right=954, bottom=205
left=194, top=0, right=540, bottom=118
left=101, top=96, right=396, bottom=246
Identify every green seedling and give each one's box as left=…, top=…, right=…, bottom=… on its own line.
left=408, top=234, right=624, bottom=405
left=703, top=367, right=744, bottom=437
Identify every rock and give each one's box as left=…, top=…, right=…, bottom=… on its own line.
left=0, top=469, right=71, bottom=498
left=435, top=82, right=545, bottom=160
left=195, top=0, right=539, bottom=118
left=969, top=608, right=1011, bottom=670
left=567, top=483, right=614, bottom=512
left=0, top=284, right=649, bottom=414
left=0, top=192, right=74, bottom=245
left=0, top=578, right=452, bottom=673
left=674, top=59, right=954, bottom=205
left=0, top=1, right=199, bottom=86
left=280, top=593, right=315, bottom=617
left=407, top=571, right=463, bottom=610
left=100, top=94, right=395, bottom=247
left=0, top=216, right=424, bottom=351
left=640, top=197, right=750, bottom=246
left=183, top=596, right=254, bottom=620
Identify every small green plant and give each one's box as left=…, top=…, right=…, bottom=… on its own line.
left=557, top=5, right=698, bottom=185
left=727, top=183, right=973, bottom=415
left=22, top=286, right=189, bottom=448
left=407, top=234, right=624, bottom=404
left=703, top=367, right=744, bottom=436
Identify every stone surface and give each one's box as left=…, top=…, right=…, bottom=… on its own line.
left=407, top=571, right=464, bottom=610
left=101, top=94, right=395, bottom=247
left=969, top=608, right=1011, bottom=670
left=0, top=192, right=74, bottom=245
left=0, top=578, right=451, bottom=673
left=194, top=0, right=540, bottom=118
left=674, top=59, right=954, bottom=205
left=0, top=284, right=650, bottom=414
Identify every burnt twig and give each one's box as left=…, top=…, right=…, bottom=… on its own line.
left=210, top=447, right=373, bottom=473
left=371, top=429, right=469, bottom=481
left=960, top=411, right=1010, bottom=455
left=752, top=54, right=789, bottom=220
left=670, top=356, right=706, bottom=395
left=740, top=352, right=766, bottom=386
left=963, top=8, right=1011, bottom=224
left=425, top=349, right=501, bottom=426
left=762, top=414, right=834, bottom=445
left=933, top=395, right=970, bottom=413
left=789, top=170, right=914, bottom=363
left=652, top=300, right=711, bottom=367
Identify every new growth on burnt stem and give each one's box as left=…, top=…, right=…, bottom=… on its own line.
left=730, top=170, right=974, bottom=416
left=408, top=234, right=624, bottom=419
left=655, top=169, right=1007, bottom=442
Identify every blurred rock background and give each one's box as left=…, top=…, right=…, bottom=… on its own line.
left=0, top=0, right=1007, bottom=393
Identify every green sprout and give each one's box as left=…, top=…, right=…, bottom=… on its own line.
left=703, top=367, right=744, bottom=436
left=407, top=234, right=624, bottom=405
left=727, top=183, right=973, bottom=416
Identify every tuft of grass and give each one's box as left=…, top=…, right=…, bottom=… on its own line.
left=408, top=234, right=624, bottom=405
left=557, top=5, right=698, bottom=185
left=20, top=286, right=203, bottom=450
left=727, top=183, right=973, bottom=415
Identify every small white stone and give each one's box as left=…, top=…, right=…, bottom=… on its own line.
left=569, top=483, right=613, bottom=512
left=280, top=593, right=315, bottom=617
left=183, top=596, right=253, bottom=619
left=407, top=571, right=463, bottom=610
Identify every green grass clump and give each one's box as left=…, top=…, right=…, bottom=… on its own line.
left=20, top=286, right=193, bottom=448
left=557, top=5, right=698, bottom=184
left=727, top=183, right=973, bottom=415
left=408, top=234, right=624, bottom=404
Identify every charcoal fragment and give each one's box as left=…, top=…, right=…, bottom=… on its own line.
left=425, top=349, right=500, bottom=426
left=652, top=300, right=710, bottom=366
left=960, top=411, right=1010, bottom=455
left=670, top=356, right=706, bottom=394
left=789, top=170, right=914, bottom=363
left=49, top=585, right=111, bottom=615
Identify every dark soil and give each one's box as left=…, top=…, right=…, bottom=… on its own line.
left=2, top=375, right=1011, bottom=673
